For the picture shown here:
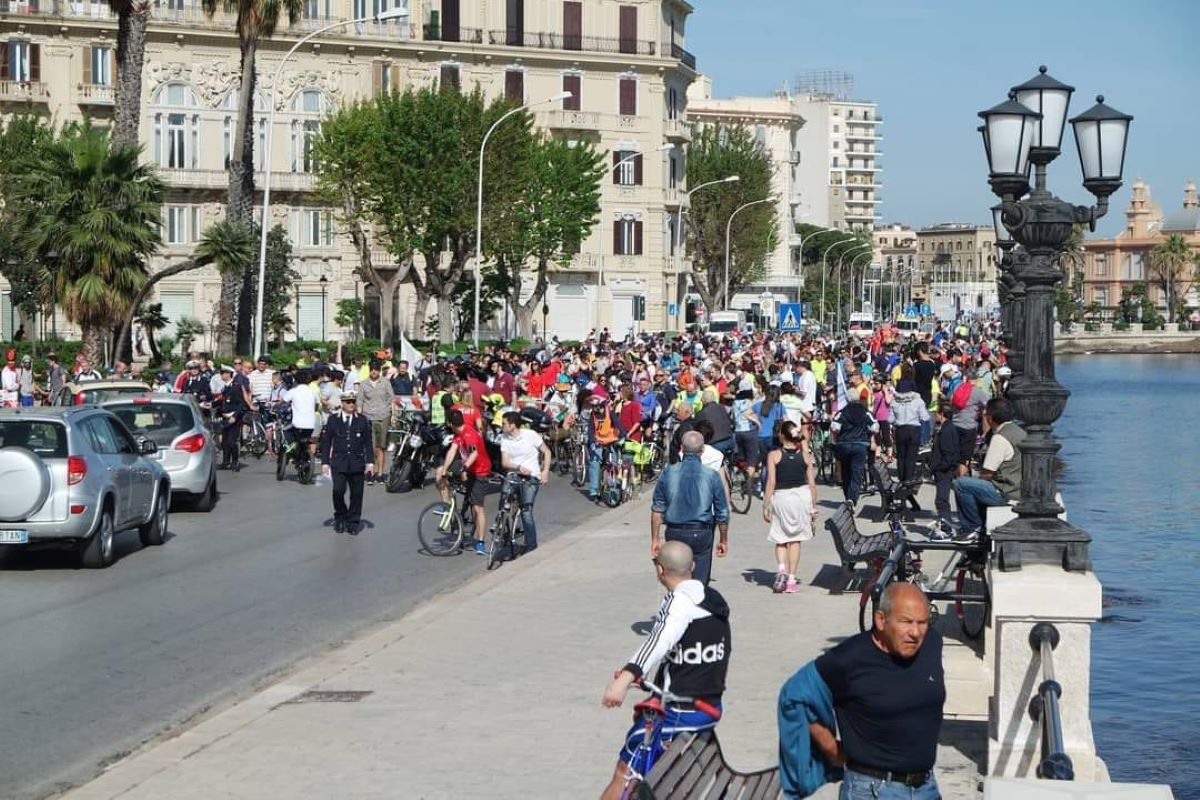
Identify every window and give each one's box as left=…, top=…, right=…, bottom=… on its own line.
left=831, top=156, right=838, bottom=167
left=81, top=417, right=119, bottom=455
left=613, top=217, right=643, bottom=256
left=618, top=5, right=637, bottom=54
left=505, top=0, right=525, bottom=45
left=619, top=76, right=637, bottom=116
left=295, top=209, right=335, bottom=248
left=439, top=63, right=460, bottom=92
left=832, top=141, right=839, bottom=149
left=504, top=69, right=524, bottom=103
left=1123, top=253, right=1144, bottom=280
left=562, top=1, right=582, bottom=50
left=667, top=87, right=678, bottom=120
left=0, top=40, right=39, bottom=82
left=222, top=89, right=267, bottom=169
left=562, top=74, right=581, bottom=111
left=152, top=82, right=200, bottom=169
left=1094, top=254, right=1108, bottom=277
left=668, top=153, right=680, bottom=189
left=754, top=125, right=767, bottom=147
left=373, top=61, right=399, bottom=96
left=84, top=45, right=113, bottom=86
left=833, top=124, right=839, bottom=133
left=164, top=206, right=199, bottom=245
left=290, top=89, right=328, bottom=173
left=1094, top=286, right=1108, bottom=305
left=612, top=149, right=641, bottom=186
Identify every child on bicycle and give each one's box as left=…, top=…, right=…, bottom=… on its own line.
left=600, top=540, right=730, bottom=800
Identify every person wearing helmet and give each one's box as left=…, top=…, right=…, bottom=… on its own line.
left=586, top=390, right=623, bottom=502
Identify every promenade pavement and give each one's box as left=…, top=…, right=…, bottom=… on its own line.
left=62, top=480, right=987, bottom=800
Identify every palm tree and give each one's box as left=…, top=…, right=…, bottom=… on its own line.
left=14, top=125, right=162, bottom=363
left=202, top=0, right=303, bottom=355
left=267, top=308, right=293, bottom=346
left=135, top=301, right=169, bottom=363
left=197, top=218, right=257, bottom=357
left=109, top=0, right=153, bottom=150
left=1148, top=233, right=1195, bottom=323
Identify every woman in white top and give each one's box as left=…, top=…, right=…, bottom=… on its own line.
left=762, top=420, right=817, bottom=594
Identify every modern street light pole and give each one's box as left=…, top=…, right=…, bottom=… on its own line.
left=818, top=236, right=857, bottom=329
left=830, top=242, right=870, bottom=331
left=723, top=195, right=777, bottom=310
left=979, top=66, right=1131, bottom=573
left=674, top=175, right=740, bottom=327
left=472, top=90, right=573, bottom=351
left=319, top=274, right=328, bottom=342
left=252, top=7, right=410, bottom=360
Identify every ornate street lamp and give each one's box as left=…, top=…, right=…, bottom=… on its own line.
left=980, top=67, right=1132, bottom=572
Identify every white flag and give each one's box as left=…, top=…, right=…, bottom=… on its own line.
left=399, top=333, right=422, bottom=367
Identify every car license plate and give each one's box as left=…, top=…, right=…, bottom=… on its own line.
left=0, top=529, right=29, bottom=544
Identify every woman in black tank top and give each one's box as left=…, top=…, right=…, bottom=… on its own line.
left=762, top=420, right=818, bottom=594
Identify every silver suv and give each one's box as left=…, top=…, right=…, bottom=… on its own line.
left=0, top=407, right=171, bottom=568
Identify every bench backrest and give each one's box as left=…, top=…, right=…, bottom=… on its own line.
left=644, top=731, right=781, bottom=799
left=825, top=504, right=895, bottom=569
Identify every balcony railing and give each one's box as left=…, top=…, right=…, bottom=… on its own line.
left=0, top=80, right=49, bottom=103
left=77, top=82, right=114, bottom=105
left=477, top=28, right=655, bottom=56
left=423, top=24, right=484, bottom=43
left=547, top=110, right=602, bottom=130
left=158, top=168, right=315, bottom=193
left=664, top=117, right=691, bottom=140
left=670, top=42, right=696, bottom=69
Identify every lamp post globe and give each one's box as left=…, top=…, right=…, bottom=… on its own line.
left=1011, top=65, right=1075, bottom=164
left=1068, top=95, right=1133, bottom=204
left=978, top=94, right=1041, bottom=199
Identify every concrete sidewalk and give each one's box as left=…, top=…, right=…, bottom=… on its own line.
left=62, top=482, right=986, bottom=800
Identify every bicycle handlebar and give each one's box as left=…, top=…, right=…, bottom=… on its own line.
left=634, top=678, right=722, bottom=720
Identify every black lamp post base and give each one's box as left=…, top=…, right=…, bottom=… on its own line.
left=992, top=516, right=1091, bottom=572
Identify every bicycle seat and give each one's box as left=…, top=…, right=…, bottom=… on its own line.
left=633, top=697, right=665, bottom=719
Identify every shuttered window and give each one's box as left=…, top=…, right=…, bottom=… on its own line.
left=562, top=74, right=581, bottom=111
left=372, top=61, right=399, bottom=96
left=82, top=45, right=114, bottom=86
left=618, top=6, right=637, bottom=54
left=505, top=0, right=524, bottom=45
left=159, top=291, right=195, bottom=341
left=612, top=150, right=642, bottom=187
left=504, top=69, right=524, bottom=103
left=563, top=1, right=582, bottom=50
left=297, top=293, right=323, bottom=340
left=619, top=77, right=637, bottom=116
left=441, top=0, right=460, bottom=42
left=440, top=63, right=460, bottom=92
left=613, top=219, right=643, bottom=256
left=0, top=40, right=39, bottom=81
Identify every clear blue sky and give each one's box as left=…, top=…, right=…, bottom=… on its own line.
left=686, top=0, right=1200, bottom=237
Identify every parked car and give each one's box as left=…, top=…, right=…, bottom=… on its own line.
left=102, top=394, right=218, bottom=511
left=56, top=379, right=153, bottom=406
left=0, top=406, right=170, bottom=568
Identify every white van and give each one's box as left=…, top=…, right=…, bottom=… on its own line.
left=894, top=315, right=920, bottom=338
left=847, top=312, right=875, bottom=334
left=707, top=310, right=745, bottom=339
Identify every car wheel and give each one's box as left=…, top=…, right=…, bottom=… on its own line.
left=80, top=508, right=116, bottom=569
left=139, top=486, right=169, bottom=547
left=193, top=470, right=218, bottom=512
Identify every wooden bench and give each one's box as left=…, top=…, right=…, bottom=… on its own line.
left=824, top=503, right=896, bottom=576
left=870, top=461, right=920, bottom=515
left=642, top=731, right=781, bottom=799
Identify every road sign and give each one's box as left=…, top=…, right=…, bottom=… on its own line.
left=778, top=303, right=802, bottom=332
left=667, top=303, right=678, bottom=317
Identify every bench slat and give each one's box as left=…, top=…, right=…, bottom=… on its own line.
left=653, top=735, right=714, bottom=797
left=673, top=740, right=721, bottom=797
left=647, top=732, right=703, bottom=785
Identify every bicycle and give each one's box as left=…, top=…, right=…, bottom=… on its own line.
left=617, top=677, right=722, bottom=800
left=275, top=412, right=314, bottom=485
left=570, top=419, right=588, bottom=487
left=416, top=474, right=480, bottom=556
left=600, top=442, right=625, bottom=508
left=724, top=452, right=754, bottom=515
left=857, top=515, right=991, bottom=639
left=241, top=404, right=269, bottom=459
left=487, top=472, right=534, bottom=570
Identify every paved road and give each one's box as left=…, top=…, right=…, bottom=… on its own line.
left=0, top=457, right=601, bottom=800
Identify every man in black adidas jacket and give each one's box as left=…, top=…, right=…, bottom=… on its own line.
left=599, top=540, right=732, bottom=799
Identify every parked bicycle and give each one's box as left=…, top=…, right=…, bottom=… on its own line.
left=857, top=515, right=991, bottom=639
left=416, top=474, right=479, bottom=556
left=617, top=677, right=722, bottom=800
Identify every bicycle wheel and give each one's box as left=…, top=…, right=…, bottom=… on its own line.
left=246, top=421, right=267, bottom=458
left=554, top=439, right=571, bottom=476
left=510, top=511, right=524, bottom=554
left=955, top=560, right=991, bottom=640
left=297, top=456, right=313, bottom=485
left=858, top=562, right=883, bottom=633
left=487, top=514, right=509, bottom=571
left=603, top=465, right=622, bottom=508
left=275, top=449, right=287, bottom=481
left=729, top=467, right=752, bottom=515
left=418, top=501, right=466, bottom=556
left=571, top=444, right=587, bottom=487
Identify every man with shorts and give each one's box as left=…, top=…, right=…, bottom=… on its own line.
left=600, top=540, right=731, bottom=800
left=436, top=408, right=492, bottom=555
left=358, top=360, right=395, bottom=485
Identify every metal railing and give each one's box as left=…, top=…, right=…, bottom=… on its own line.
left=670, top=42, right=696, bottom=69
left=475, top=28, right=656, bottom=56
left=1029, top=623, right=1074, bottom=780
left=422, top=24, right=484, bottom=43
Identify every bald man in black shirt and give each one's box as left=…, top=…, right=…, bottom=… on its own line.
left=813, top=583, right=945, bottom=799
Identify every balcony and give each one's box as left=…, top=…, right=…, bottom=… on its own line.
left=662, top=188, right=683, bottom=207
left=844, top=209, right=881, bottom=221
left=77, top=82, right=114, bottom=107
left=158, top=168, right=316, bottom=193
left=844, top=128, right=880, bottom=141
left=422, top=24, right=484, bottom=43
left=473, top=28, right=656, bottom=56
left=547, top=109, right=603, bottom=131
left=664, top=117, right=691, bottom=141
left=0, top=80, right=49, bottom=104
left=670, top=42, right=696, bottom=70
left=844, top=163, right=880, bottom=173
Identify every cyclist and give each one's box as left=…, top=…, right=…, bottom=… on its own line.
left=600, top=540, right=731, bottom=800
left=498, top=411, right=551, bottom=553
left=435, top=408, right=492, bottom=555
left=282, top=369, right=317, bottom=464
left=586, top=390, right=623, bottom=503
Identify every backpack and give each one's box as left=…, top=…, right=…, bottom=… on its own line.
left=951, top=381, right=974, bottom=411
left=593, top=411, right=620, bottom=445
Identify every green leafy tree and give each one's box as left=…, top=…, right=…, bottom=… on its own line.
left=793, top=223, right=872, bottom=324
left=174, top=316, right=205, bottom=355
left=202, top=0, right=303, bottom=354
left=267, top=309, right=293, bottom=347
left=240, top=224, right=301, bottom=354
left=0, top=115, right=56, bottom=340
left=684, top=125, right=776, bottom=312
left=12, top=125, right=162, bottom=363
left=114, top=218, right=257, bottom=362
left=135, top=302, right=169, bottom=362
left=314, top=86, right=535, bottom=344
left=1148, top=233, right=1195, bottom=323
left=335, top=298, right=365, bottom=340
left=488, top=134, right=604, bottom=337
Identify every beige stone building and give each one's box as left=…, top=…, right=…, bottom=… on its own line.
left=684, top=76, right=806, bottom=311
left=1081, top=179, right=1200, bottom=315
left=914, top=223, right=997, bottom=320
left=0, top=0, right=698, bottom=346
left=872, top=223, right=917, bottom=315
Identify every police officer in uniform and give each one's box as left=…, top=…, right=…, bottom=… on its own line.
left=319, top=390, right=374, bottom=534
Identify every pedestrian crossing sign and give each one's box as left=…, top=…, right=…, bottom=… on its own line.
left=778, top=303, right=802, bottom=332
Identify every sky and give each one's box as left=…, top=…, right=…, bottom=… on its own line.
left=686, top=0, right=1200, bottom=237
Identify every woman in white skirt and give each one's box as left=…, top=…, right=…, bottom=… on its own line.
left=762, top=420, right=818, bottom=594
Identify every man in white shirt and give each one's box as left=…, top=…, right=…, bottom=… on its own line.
left=282, top=376, right=318, bottom=456
left=248, top=356, right=275, bottom=404
left=794, top=359, right=818, bottom=416
left=498, top=411, right=551, bottom=553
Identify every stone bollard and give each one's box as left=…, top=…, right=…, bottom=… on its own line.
left=1099, top=322, right=1113, bottom=333
left=987, top=563, right=1105, bottom=781
left=1129, top=322, right=1143, bottom=332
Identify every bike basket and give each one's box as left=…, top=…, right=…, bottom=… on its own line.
left=623, top=441, right=652, bottom=466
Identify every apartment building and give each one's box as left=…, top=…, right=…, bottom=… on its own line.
left=684, top=76, right=806, bottom=308
left=0, top=0, right=697, bottom=345
left=1081, top=179, right=1200, bottom=313
left=871, top=223, right=917, bottom=314
left=914, top=223, right=997, bottom=321
left=791, top=88, right=882, bottom=232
